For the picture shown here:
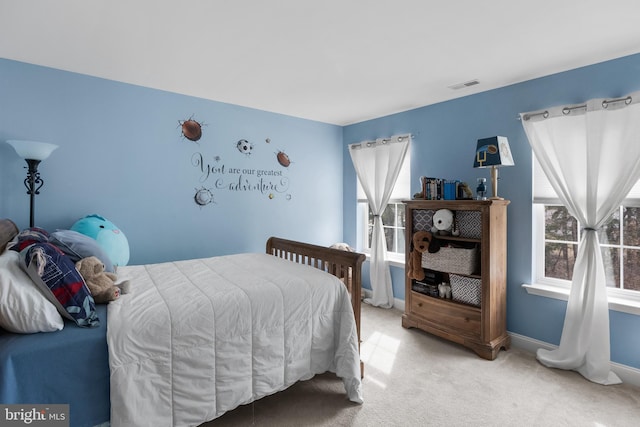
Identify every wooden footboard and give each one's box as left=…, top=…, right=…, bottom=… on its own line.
left=266, top=236, right=365, bottom=375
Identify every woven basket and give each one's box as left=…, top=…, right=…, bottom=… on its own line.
left=421, top=245, right=478, bottom=275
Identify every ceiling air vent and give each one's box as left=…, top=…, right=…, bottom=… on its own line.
left=448, top=79, right=480, bottom=90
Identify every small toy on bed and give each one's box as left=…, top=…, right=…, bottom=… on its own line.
left=75, top=256, right=130, bottom=304
left=71, top=214, right=130, bottom=267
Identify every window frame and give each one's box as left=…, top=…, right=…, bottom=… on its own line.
left=528, top=203, right=640, bottom=315
left=358, top=200, right=406, bottom=266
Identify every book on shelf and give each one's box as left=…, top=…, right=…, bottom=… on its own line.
left=418, top=176, right=464, bottom=200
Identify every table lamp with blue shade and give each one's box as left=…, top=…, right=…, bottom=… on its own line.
left=473, top=136, right=514, bottom=200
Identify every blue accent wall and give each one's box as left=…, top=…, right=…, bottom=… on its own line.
left=0, top=59, right=344, bottom=264
left=343, top=52, right=640, bottom=371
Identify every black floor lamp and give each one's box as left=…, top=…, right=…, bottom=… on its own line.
left=6, top=140, right=58, bottom=228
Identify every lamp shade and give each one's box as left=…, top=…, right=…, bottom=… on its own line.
left=473, top=136, right=514, bottom=168
left=6, top=140, right=58, bottom=161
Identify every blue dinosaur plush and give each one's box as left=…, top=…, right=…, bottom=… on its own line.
left=71, top=214, right=130, bottom=267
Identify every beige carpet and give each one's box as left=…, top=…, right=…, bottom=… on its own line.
left=203, top=304, right=640, bottom=427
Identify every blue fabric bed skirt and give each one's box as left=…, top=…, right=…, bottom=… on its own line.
left=0, top=305, right=110, bottom=427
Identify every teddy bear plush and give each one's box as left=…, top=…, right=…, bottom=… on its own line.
left=75, top=256, right=130, bottom=304
left=407, top=230, right=434, bottom=281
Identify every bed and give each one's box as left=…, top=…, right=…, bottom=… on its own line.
left=0, top=219, right=365, bottom=427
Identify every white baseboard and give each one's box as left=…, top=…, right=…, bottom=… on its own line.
left=361, top=289, right=405, bottom=312
left=362, top=289, right=640, bottom=388
left=509, top=331, right=640, bottom=388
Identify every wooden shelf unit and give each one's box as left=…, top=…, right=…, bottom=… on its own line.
left=401, top=199, right=510, bottom=360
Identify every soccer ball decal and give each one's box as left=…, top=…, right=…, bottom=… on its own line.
left=236, top=139, right=253, bottom=155
left=194, top=187, right=214, bottom=206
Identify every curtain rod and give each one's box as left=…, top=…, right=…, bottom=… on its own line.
left=350, top=133, right=413, bottom=149
left=379, top=134, right=413, bottom=143
left=519, top=95, right=633, bottom=121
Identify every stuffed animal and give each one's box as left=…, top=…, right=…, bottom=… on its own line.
left=71, top=214, right=130, bottom=267
left=330, top=242, right=355, bottom=252
left=431, top=209, right=454, bottom=236
left=407, top=231, right=434, bottom=281
left=438, top=282, right=452, bottom=299
left=75, top=256, right=130, bottom=304
left=458, top=182, right=473, bottom=199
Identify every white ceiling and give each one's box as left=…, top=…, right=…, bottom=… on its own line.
left=2, top=1, right=640, bottom=125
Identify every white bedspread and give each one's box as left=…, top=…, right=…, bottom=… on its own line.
left=107, top=253, right=363, bottom=427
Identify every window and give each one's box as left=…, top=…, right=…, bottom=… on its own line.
left=536, top=204, right=640, bottom=292
left=364, top=202, right=406, bottom=254
left=357, top=152, right=410, bottom=258
left=532, top=156, right=640, bottom=297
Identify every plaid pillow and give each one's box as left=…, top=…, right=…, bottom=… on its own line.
left=9, top=227, right=50, bottom=252
left=20, top=242, right=99, bottom=328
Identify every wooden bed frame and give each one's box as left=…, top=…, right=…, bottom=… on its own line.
left=267, top=236, right=366, bottom=371
left=1, top=220, right=365, bottom=370
left=1, top=219, right=366, bottom=426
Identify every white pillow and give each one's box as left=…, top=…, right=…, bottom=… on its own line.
left=0, top=249, right=64, bottom=333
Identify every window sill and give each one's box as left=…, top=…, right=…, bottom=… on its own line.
left=522, top=283, right=640, bottom=316
left=362, top=252, right=405, bottom=268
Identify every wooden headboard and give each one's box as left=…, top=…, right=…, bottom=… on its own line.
left=0, top=219, right=19, bottom=253
left=266, top=236, right=365, bottom=376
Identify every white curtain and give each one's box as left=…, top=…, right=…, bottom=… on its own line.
left=349, top=135, right=410, bottom=308
left=520, top=91, right=640, bottom=385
